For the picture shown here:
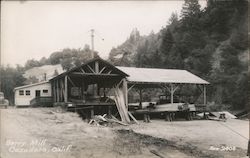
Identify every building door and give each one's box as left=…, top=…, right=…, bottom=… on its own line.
left=35, top=90, right=41, bottom=97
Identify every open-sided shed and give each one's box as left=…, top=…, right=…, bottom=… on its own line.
left=117, top=66, right=209, bottom=105
left=48, top=58, right=209, bottom=123
left=49, top=58, right=131, bottom=123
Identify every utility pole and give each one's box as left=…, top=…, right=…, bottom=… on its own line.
left=90, top=29, right=95, bottom=59
left=0, top=41, right=2, bottom=92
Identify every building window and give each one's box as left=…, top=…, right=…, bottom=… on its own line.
left=19, top=90, right=24, bottom=95
left=43, top=89, right=48, bottom=93
left=26, top=90, right=30, bottom=95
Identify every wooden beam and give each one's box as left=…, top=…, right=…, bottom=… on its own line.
left=53, top=81, right=56, bottom=102
left=173, top=85, right=179, bottom=93
left=59, top=79, right=62, bottom=102
left=70, top=72, right=120, bottom=76
left=68, top=76, right=76, bottom=87
left=196, top=84, right=203, bottom=93
left=123, top=79, right=128, bottom=108
left=56, top=80, right=59, bottom=102
left=90, top=106, right=94, bottom=118
left=95, top=61, right=99, bottom=73
left=203, top=85, right=206, bottom=105
left=99, top=66, right=106, bottom=74
left=170, top=84, right=174, bottom=104
left=128, top=111, right=139, bottom=124
left=162, top=84, right=171, bottom=93
left=64, top=75, right=68, bottom=103
left=169, top=84, right=179, bottom=104
left=128, top=84, right=135, bottom=92
left=107, top=70, right=112, bottom=74
left=139, top=88, right=142, bottom=109
left=87, top=64, right=95, bottom=73
left=80, top=68, right=85, bottom=73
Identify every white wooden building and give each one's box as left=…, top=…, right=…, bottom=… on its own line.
left=14, top=81, right=52, bottom=106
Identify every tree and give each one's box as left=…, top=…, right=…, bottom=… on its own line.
left=25, top=59, right=41, bottom=69
left=168, top=12, right=178, bottom=25
left=0, top=66, right=25, bottom=105
left=160, top=29, right=174, bottom=55
left=61, top=58, right=74, bottom=71
left=181, top=0, right=201, bottom=19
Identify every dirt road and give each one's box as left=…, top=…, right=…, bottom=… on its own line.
left=0, top=108, right=248, bottom=158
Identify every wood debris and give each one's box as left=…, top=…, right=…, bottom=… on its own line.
left=89, top=114, right=129, bottom=126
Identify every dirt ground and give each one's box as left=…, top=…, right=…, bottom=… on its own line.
left=0, top=108, right=248, bottom=158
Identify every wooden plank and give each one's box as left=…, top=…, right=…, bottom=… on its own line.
left=150, top=150, right=166, bottom=158
left=113, top=84, right=130, bottom=123
left=128, top=111, right=139, bottom=124
left=123, top=79, right=128, bottom=108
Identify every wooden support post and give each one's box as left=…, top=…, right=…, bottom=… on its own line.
left=170, top=84, right=174, bottom=104
left=123, top=79, right=128, bottom=108
left=53, top=81, right=56, bottom=102
left=56, top=80, right=59, bottom=102
left=143, top=114, right=148, bottom=122
left=64, top=75, right=68, bottom=103
left=203, top=85, right=206, bottom=105
left=103, top=87, right=106, bottom=98
left=90, top=106, right=94, bottom=119
left=60, top=79, right=64, bottom=102
left=165, top=112, right=169, bottom=121
left=82, top=82, right=85, bottom=101
left=108, top=106, right=112, bottom=116
left=139, top=88, right=142, bottom=109
left=59, top=79, right=61, bottom=102
left=170, top=84, right=179, bottom=104
left=95, top=61, right=99, bottom=73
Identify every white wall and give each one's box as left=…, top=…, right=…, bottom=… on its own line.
left=14, top=82, right=51, bottom=106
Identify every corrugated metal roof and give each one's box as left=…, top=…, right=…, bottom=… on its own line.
left=116, top=66, right=209, bottom=84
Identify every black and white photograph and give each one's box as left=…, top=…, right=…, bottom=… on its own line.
left=0, top=0, right=249, bottom=157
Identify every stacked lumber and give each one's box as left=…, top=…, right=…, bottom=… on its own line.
left=113, top=79, right=130, bottom=123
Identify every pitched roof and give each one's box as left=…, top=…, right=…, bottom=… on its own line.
left=50, top=57, right=128, bottom=81
left=116, top=66, right=209, bottom=84
left=14, top=81, right=50, bottom=91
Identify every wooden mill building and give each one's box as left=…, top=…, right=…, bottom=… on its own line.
left=15, top=58, right=209, bottom=123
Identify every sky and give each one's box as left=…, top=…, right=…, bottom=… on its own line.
left=1, top=1, right=206, bottom=66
